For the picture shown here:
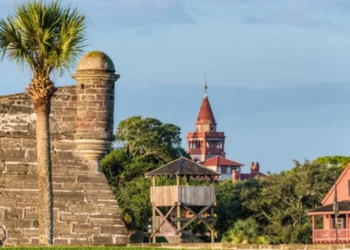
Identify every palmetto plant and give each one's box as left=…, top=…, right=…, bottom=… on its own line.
left=0, top=1, right=86, bottom=245
left=222, top=218, right=269, bottom=244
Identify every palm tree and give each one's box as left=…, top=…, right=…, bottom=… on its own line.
left=222, top=218, right=269, bottom=244
left=0, top=1, right=86, bottom=245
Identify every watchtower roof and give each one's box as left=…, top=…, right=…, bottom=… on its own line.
left=145, top=157, right=220, bottom=178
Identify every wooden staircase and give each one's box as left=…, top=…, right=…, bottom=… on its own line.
left=159, top=217, right=178, bottom=243
left=153, top=216, right=202, bottom=243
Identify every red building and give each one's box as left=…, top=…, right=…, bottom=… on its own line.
left=308, top=165, right=350, bottom=243
left=186, top=83, right=266, bottom=181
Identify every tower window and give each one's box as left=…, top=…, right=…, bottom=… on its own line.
left=211, top=126, right=214, bottom=131
left=81, top=84, right=85, bottom=89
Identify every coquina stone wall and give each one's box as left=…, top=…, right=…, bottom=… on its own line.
left=0, top=51, right=129, bottom=246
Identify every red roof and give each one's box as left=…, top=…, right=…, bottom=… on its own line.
left=203, top=156, right=244, bottom=167
left=196, top=97, right=216, bottom=125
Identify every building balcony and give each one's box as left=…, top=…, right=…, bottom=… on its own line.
left=189, top=148, right=203, bottom=154
left=313, top=229, right=350, bottom=243
left=206, top=148, right=224, bottom=154
left=189, top=148, right=224, bottom=155
left=187, top=132, right=225, bottom=138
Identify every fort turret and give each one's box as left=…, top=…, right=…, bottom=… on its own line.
left=72, top=51, right=120, bottom=160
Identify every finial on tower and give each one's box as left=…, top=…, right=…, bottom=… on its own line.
left=204, top=74, right=208, bottom=98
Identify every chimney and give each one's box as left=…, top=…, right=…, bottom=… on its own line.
left=250, top=162, right=260, bottom=173
left=232, top=169, right=240, bottom=183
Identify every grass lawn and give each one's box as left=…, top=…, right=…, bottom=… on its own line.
left=2, top=248, right=175, bottom=250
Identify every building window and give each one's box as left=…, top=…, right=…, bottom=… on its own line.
left=221, top=167, right=227, bottom=174
left=332, top=215, right=346, bottom=229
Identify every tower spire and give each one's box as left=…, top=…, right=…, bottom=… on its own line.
left=204, top=74, right=208, bottom=98
left=187, top=77, right=225, bottom=162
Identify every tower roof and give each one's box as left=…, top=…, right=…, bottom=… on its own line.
left=203, top=156, right=244, bottom=167
left=196, top=97, right=216, bottom=125
left=144, top=157, right=220, bottom=178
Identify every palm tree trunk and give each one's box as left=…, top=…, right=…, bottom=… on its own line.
left=35, top=103, right=53, bottom=245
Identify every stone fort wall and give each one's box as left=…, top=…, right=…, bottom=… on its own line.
left=0, top=52, right=129, bottom=246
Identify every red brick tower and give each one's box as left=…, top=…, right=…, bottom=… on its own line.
left=186, top=81, right=226, bottom=163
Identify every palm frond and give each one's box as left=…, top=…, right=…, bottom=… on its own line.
left=0, top=0, right=86, bottom=78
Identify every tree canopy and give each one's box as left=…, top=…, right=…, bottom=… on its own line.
left=116, top=116, right=186, bottom=162
left=101, top=116, right=188, bottom=231
left=217, top=160, right=341, bottom=244
left=312, top=155, right=350, bottom=171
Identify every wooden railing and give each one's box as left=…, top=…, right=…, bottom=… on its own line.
left=313, top=229, right=350, bottom=243
left=150, top=186, right=216, bottom=207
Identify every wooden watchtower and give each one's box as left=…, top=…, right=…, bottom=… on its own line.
left=145, top=157, right=220, bottom=243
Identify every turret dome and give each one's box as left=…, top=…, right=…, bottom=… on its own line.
left=76, top=51, right=115, bottom=72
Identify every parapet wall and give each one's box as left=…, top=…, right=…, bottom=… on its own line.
left=0, top=85, right=128, bottom=246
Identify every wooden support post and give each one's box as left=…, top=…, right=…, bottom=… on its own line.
left=211, top=207, right=214, bottom=243
left=176, top=176, right=180, bottom=186
left=312, top=215, right=315, bottom=243
left=152, top=176, right=156, bottom=187
left=177, top=202, right=181, bottom=243
left=347, top=214, right=349, bottom=241
left=329, top=215, right=331, bottom=242
left=152, top=203, right=156, bottom=243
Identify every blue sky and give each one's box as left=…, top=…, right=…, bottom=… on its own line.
left=1, top=0, right=350, bottom=173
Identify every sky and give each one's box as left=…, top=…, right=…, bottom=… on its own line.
left=1, top=0, right=350, bottom=173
